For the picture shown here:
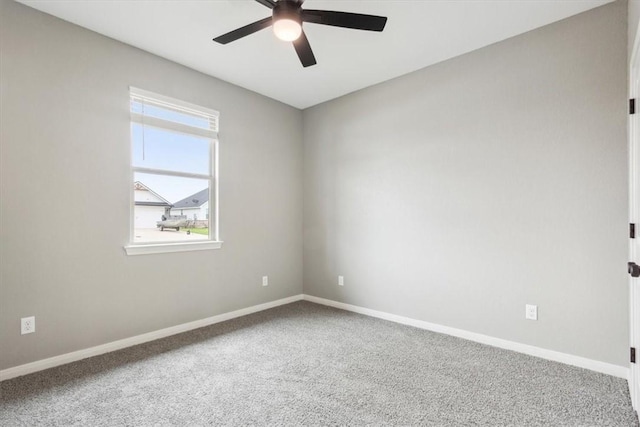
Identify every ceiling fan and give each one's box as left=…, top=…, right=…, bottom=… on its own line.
left=213, top=0, right=388, bottom=68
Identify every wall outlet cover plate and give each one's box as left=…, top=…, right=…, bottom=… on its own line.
left=525, top=304, right=538, bottom=321
left=21, top=316, right=35, bottom=335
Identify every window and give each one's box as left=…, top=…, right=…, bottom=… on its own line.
left=125, top=88, right=222, bottom=255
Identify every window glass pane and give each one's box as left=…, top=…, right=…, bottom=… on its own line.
left=132, top=124, right=210, bottom=175
left=133, top=173, right=210, bottom=243
left=131, top=100, right=211, bottom=130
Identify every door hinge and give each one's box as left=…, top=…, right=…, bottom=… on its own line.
left=631, top=98, right=636, bottom=115
left=632, top=347, right=636, bottom=364
left=631, top=223, right=636, bottom=239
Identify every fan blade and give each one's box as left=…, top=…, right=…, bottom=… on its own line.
left=213, top=17, right=273, bottom=44
left=302, top=10, right=387, bottom=32
left=255, top=0, right=276, bottom=9
left=293, top=31, right=317, bottom=67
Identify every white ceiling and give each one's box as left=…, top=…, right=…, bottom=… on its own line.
left=17, top=0, right=613, bottom=109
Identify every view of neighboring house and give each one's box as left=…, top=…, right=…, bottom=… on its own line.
left=170, top=188, right=209, bottom=221
left=133, top=181, right=172, bottom=228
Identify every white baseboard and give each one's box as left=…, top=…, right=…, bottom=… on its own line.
left=303, top=294, right=629, bottom=380
left=0, top=294, right=304, bottom=382
left=1, top=293, right=628, bottom=382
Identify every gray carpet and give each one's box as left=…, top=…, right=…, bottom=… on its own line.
left=0, top=301, right=638, bottom=426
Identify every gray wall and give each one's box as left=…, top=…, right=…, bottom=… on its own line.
left=0, top=0, right=629, bottom=372
left=630, top=0, right=639, bottom=58
left=303, top=1, right=628, bottom=366
left=0, top=0, right=303, bottom=370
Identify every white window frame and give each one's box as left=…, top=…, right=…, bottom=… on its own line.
left=124, top=87, right=222, bottom=255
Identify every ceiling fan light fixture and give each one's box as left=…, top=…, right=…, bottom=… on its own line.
left=272, top=1, right=302, bottom=42
left=273, top=18, right=302, bottom=41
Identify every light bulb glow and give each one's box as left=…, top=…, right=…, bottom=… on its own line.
left=273, top=18, right=302, bottom=41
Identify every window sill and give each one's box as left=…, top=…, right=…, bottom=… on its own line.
left=124, top=240, right=223, bottom=256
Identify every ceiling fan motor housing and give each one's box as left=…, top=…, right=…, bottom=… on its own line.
left=273, top=1, right=302, bottom=26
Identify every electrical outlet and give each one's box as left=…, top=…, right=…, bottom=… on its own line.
left=338, top=275, right=344, bottom=286
left=525, top=304, right=538, bottom=321
left=262, top=276, right=268, bottom=287
left=21, top=316, right=35, bottom=335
